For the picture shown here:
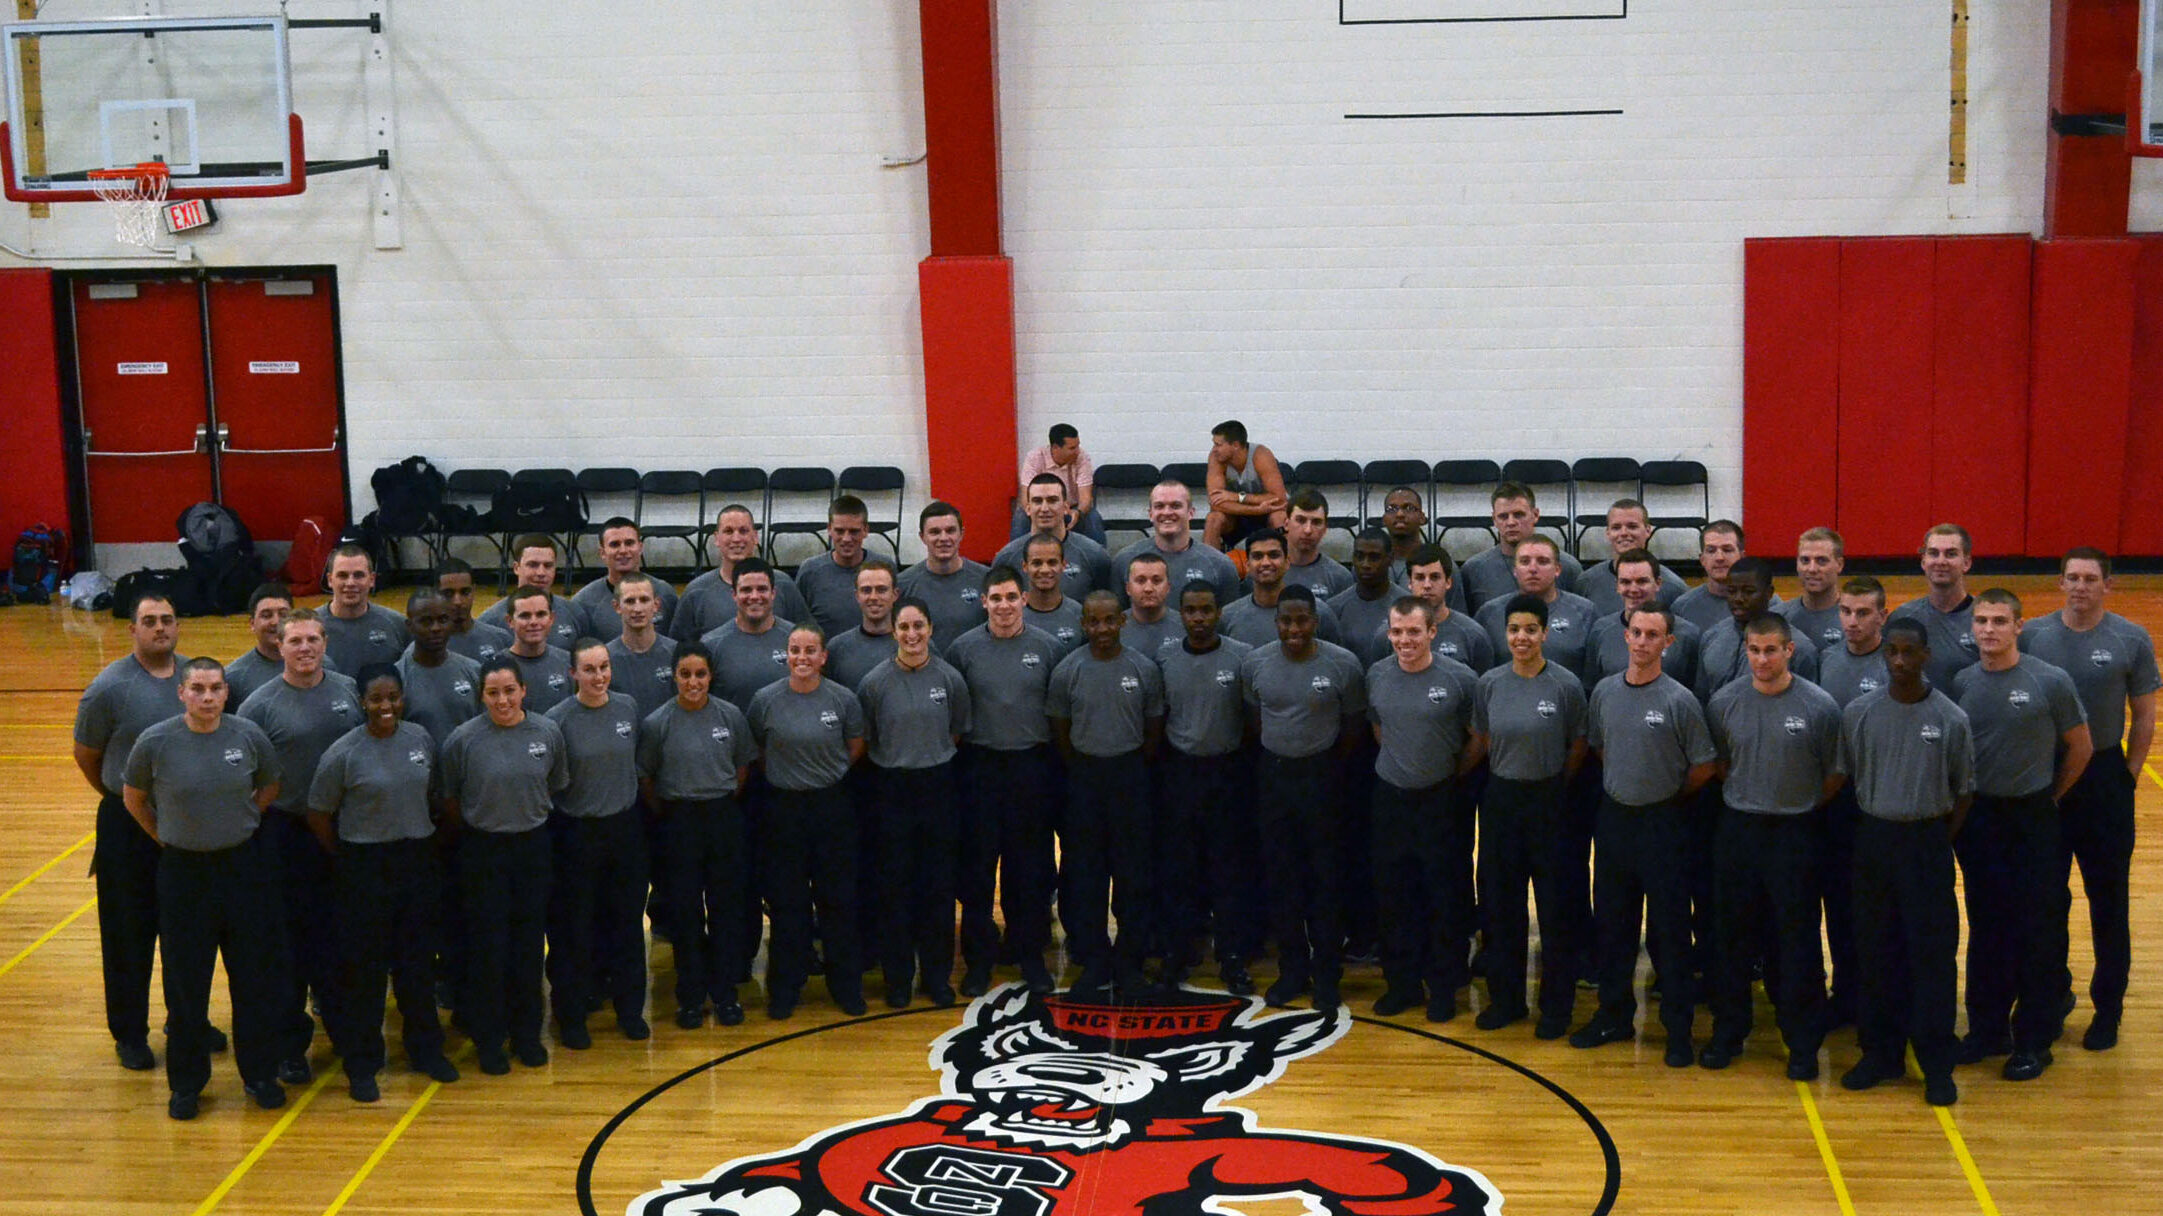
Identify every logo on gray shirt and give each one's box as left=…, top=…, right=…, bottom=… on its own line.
left=929, top=686, right=949, bottom=704
left=1643, top=709, right=1666, bottom=727
left=369, top=629, right=391, bottom=645
left=1859, top=677, right=1881, bottom=693
left=1920, top=723, right=1943, bottom=742
left=1536, top=699, right=1558, bottom=718
left=771, top=650, right=787, bottom=665
left=1215, top=669, right=1237, bottom=686
left=332, top=700, right=355, bottom=716
left=1426, top=686, right=1449, bottom=703
left=615, top=720, right=634, bottom=736
left=819, top=709, right=841, bottom=728
left=1783, top=715, right=1807, bottom=735
left=1120, top=675, right=1141, bottom=692
left=454, top=680, right=474, bottom=695
left=548, top=673, right=567, bottom=689
left=409, top=749, right=428, bottom=766
left=2007, top=689, right=2031, bottom=706
left=961, top=588, right=980, bottom=603
left=711, top=726, right=732, bottom=743
left=1022, top=653, right=1043, bottom=668
left=527, top=741, right=550, bottom=758
left=223, top=747, right=246, bottom=765
left=1311, top=675, right=1333, bottom=692
left=2091, top=649, right=2113, bottom=668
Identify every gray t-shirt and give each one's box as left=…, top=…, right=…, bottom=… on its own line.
left=1366, top=655, right=1480, bottom=790
left=1157, top=637, right=1253, bottom=758
left=1475, top=590, right=1600, bottom=683
left=857, top=657, right=972, bottom=770
left=1120, top=612, right=1183, bottom=661
left=438, top=713, right=569, bottom=833
left=447, top=620, right=515, bottom=663
left=1695, top=624, right=1821, bottom=702
left=572, top=574, right=681, bottom=639
left=698, top=618, right=793, bottom=711
left=225, top=647, right=304, bottom=710
left=478, top=592, right=580, bottom=649
left=824, top=627, right=896, bottom=691
left=671, top=569, right=811, bottom=643
left=1430, top=611, right=1494, bottom=673
left=1888, top=595, right=1980, bottom=692
left=122, top=715, right=278, bottom=851
left=1240, top=640, right=1367, bottom=760
left=1581, top=612, right=1703, bottom=693
left=1953, top=657, right=2088, bottom=798
left=307, top=722, right=436, bottom=844
left=1218, top=593, right=1345, bottom=649
left=1840, top=689, right=1975, bottom=821
left=1577, top=560, right=1688, bottom=617
left=1776, top=599, right=1848, bottom=656
left=638, top=697, right=755, bottom=800
left=605, top=634, right=678, bottom=723
left=945, top=625, right=1060, bottom=750
left=1459, top=545, right=1586, bottom=617
left=1330, top=583, right=1413, bottom=667
left=992, top=530, right=1115, bottom=603
left=1046, top=646, right=1166, bottom=758
left=1817, top=643, right=1891, bottom=709
left=1474, top=662, right=1588, bottom=782
left=1112, top=538, right=1242, bottom=609
left=1281, top=555, right=1354, bottom=600
left=896, top=560, right=990, bottom=653
left=1707, top=678, right=1843, bottom=815
left=237, top=671, right=365, bottom=814
left=2019, top=611, right=2161, bottom=749
left=506, top=645, right=575, bottom=715
left=794, top=553, right=869, bottom=636
left=395, top=651, right=483, bottom=746
left=1587, top=672, right=1717, bottom=805
left=320, top=603, right=410, bottom=675
left=75, top=654, right=184, bottom=794
left=1672, top=584, right=1732, bottom=634
left=545, top=693, right=643, bottom=818
left=747, top=678, right=866, bottom=791
left=1023, top=599, right=1086, bottom=658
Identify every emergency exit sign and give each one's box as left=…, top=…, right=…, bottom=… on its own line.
left=162, top=198, right=216, bottom=234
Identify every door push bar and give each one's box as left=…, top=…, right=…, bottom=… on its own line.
left=216, top=423, right=343, bottom=455
left=85, top=424, right=208, bottom=458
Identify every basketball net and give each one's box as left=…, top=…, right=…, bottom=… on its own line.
left=85, top=163, right=171, bottom=248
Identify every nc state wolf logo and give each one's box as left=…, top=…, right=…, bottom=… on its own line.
left=634, top=984, right=1501, bottom=1216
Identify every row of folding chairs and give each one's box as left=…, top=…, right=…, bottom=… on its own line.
left=1092, top=457, right=1709, bottom=558
left=402, top=464, right=906, bottom=581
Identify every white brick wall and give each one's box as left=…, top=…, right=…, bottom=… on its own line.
left=5, top=1, right=2060, bottom=540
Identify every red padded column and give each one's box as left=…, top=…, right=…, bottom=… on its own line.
left=1742, top=239, right=1841, bottom=548
left=1932, top=236, right=2033, bottom=557
left=2028, top=238, right=2137, bottom=555
left=1835, top=239, right=1937, bottom=558
left=2046, top=0, right=2138, bottom=236
left=0, top=269, right=69, bottom=542
left=920, top=0, right=1001, bottom=257
left=2122, top=237, right=2163, bottom=554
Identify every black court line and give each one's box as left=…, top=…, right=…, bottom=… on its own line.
left=1346, top=108, right=1625, bottom=119
left=578, top=1007, right=1622, bottom=1216
left=1340, top=0, right=1627, bottom=24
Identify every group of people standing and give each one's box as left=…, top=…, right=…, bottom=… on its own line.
left=71, top=463, right=2154, bottom=1119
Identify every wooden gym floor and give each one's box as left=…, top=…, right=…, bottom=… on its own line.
left=2, top=573, right=2159, bottom=1216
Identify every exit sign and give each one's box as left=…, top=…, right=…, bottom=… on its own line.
left=162, top=197, right=217, bottom=233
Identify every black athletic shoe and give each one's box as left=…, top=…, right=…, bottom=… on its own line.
left=168, top=1091, right=200, bottom=1121
left=884, top=984, right=913, bottom=1010
left=2084, top=1014, right=2121, bottom=1052
left=620, top=1014, right=652, bottom=1041
left=768, top=992, right=798, bottom=1021
left=477, top=1050, right=511, bottom=1076
left=349, top=1074, right=381, bottom=1103
left=412, top=1056, right=461, bottom=1083
left=715, top=1000, right=746, bottom=1027
left=1220, top=959, right=1255, bottom=998
left=1839, top=1054, right=1904, bottom=1091
left=675, top=1006, right=705, bottom=1030
left=959, top=965, right=992, bottom=998
left=1787, top=1051, right=1821, bottom=1081
left=245, top=1079, right=287, bottom=1110
left=1534, top=1012, right=1572, bottom=1041
left=2002, top=1048, right=2052, bottom=1082
left=1698, top=1038, right=1742, bottom=1070
left=1070, top=967, right=1115, bottom=1001
left=835, top=992, right=869, bottom=1017
left=205, top=1025, right=229, bottom=1053
left=1474, top=1004, right=1525, bottom=1031
left=1264, top=976, right=1308, bottom=1008
left=1956, top=1031, right=2012, bottom=1066
left=1664, top=1036, right=1695, bottom=1068
left=1019, top=959, right=1055, bottom=995
left=1924, top=1074, right=1958, bottom=1106
left=276, top=1056, right=313, bottom=1086
left=1372, top=988, right=1423, bottom=1017
left=1568, top=1015, right=1632, bottom=1049
left=926, top=985, right=957, bottom=1009
left=1424, top=991, right=1458, bottom=1023
left=1312, top=979, right=1342, bottom=1014
left=116, top=1039, right=156, bottom=1071
left=559, top=1021, right=593, bottom=1051
left=514, top=1040, right=549, bottom=1068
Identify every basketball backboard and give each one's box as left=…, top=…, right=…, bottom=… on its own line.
left=2, top=14, right=302, bottom=200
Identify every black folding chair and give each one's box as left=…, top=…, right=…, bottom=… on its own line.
left=1091, top=462, right=1162, bottom=548
left=1359, top=459, right=1434, bottom=533
left=436, top=468, right=511, bottom=583
left=1640, top=460, right=1711, bottom=553
left=637, top=470, right=707, bottom=573
left=570, top=466, right=641, bottom=576
left=1290, top=459, right=1363, bottom=546
left=1501, top=458, right=1574, bottom=550
left=763, top=466, right=837, bottom=567
left=839, top=465, right=906, bottom=560
left=1568, top=457, right=1643, bottom=559
left=1429, top=459, right=1502, bottom=550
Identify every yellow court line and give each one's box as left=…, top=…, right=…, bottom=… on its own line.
left=320, top=1043, right=478, bottom=1216
left=2142, top=761, right=2162, bottom=791
left=0, top=896, right=96, bottom=980
left=191, top=1069, right=338, bottom=1216
left=1934, top=1105, right=2003, bottom=1216
left=0, top=832, right=93, bottom=907
left=0, top=754, right=75, bottom=762
left=1795, top=1082, right=1857, bottom=1216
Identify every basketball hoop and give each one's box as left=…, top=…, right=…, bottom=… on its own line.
left=85, top=162, right=171, bottom=247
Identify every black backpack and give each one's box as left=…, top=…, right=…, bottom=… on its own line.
left=491, top=478, right=587, bottom=535
left=175, top=502, right=261, bottom=616
left=110, top=568, right=197, bottom=619
left=370, top=456, right=448, bottom=534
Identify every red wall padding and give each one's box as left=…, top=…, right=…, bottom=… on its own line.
left=1835, top=239, right=1938, bottom=558
left=919, top=255, right=1019, bottom=563
left=2027, top=238, right=2137, bottom=556
left=1742, top=239, right=1841, bottom=550
left=1932, top=236, right=2032, bottom=557
left=2121, top=237, right=2163, bottom=554
left=0, top=269, right=72, bottom=544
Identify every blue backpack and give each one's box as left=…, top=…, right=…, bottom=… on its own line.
left=7, top=523, right=68, bottom=603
